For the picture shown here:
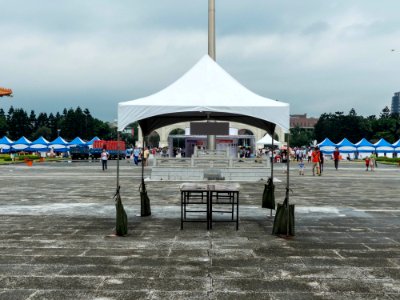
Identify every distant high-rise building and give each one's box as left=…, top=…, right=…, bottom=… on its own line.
left=391, top=92, right=400, bottom=114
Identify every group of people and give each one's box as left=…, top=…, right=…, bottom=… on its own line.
left=127, top=147, right=150, bottom=166
left=297, top=146, right=380, bottom=175
left=299, top=146, right=336, bottom=176
left=365, top=153, right=377, bottom=171
left=100, top=146, right=151, bottom=171
left=238, top=146, right=252, bottom=158
left=309, top=146, right=325, bottom=176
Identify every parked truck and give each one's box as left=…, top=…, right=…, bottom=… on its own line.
left=70, top=145, right=90, bottom=160
left=91, top=140, right=126, bottom=159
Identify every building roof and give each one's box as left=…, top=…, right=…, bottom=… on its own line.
left=290, top=113, right=318, bottom=128
left=0, top=87, right=12, bottom=97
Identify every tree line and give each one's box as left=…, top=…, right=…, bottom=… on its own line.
left=0, top=106, right=115, bottom=141
left=290, top=106, right=400, bottom=147
left=1, top=105, right=399, bottom=148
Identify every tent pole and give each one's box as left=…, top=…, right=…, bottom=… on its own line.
left=270, top=128, right=275, bottom=217
left=117, top=132, right=120, bottom=188
left=286, top=133, right=290, bottom=236
left=141, top=139, right=145, bottom=181
left=139, top=134, right=151, bottom=217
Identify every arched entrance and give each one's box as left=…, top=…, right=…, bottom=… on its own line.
left=238, top=129, right=254, bottom=147
left=145, top=131, right=160, bottom=148
left=169, top=128, right=186, bottom=157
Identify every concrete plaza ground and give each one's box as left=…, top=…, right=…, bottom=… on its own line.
left=0, top=159, right=399, bottom=299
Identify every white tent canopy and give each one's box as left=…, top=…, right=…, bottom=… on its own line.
left=118, top=55, right=289, bottom=135
left=256, top=134, right=281, bottom=146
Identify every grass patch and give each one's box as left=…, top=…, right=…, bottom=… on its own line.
left=0, top=154, right=66, bottom=164
left=376, top=157, right=400, bottom=165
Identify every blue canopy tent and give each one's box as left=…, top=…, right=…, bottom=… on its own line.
left=318, top=138, right=337, bottom=154
left=86, top=136, right=100, bottom=147
left=0, top=136, right=13, bottom=153
left=393, top=139, right=400, bottom=153
left=29, top=136, right=50, bottom=152
left=49, top=136, right=69, bottom=152
left=69, top=137, right=86, bottom=147
left=355, top=138, right=375, bottom=153
left=374, top=138, right=394, bottom=153
left=336, top=138, right=357, bottom=153
left=11, top=136, right=31, bottom=152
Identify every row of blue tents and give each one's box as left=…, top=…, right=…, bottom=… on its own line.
left=0, top=136, right=101, bottom=153
left=318, top=138, right=400, bottom=154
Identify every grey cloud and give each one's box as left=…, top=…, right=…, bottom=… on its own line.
left=302, top=21, right=331, bottom=36
left=2, top=0, right=400, bottom=121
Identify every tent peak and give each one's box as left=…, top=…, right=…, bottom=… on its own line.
left=118, top=55, right=289, bottom=132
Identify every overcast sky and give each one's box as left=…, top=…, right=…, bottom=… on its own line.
left=1, top=0, right=400, bottom=121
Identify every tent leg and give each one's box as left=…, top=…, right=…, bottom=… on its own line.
left=117, top=132, right=120, bottom=188
left=140, top=138, right=151, bottom=216
left=286, top=133, right=290, bottom=237
left=270, top=127, right=275, bottom=218
left=114, top=132, right=128, bottom=236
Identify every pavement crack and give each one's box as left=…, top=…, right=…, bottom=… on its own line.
left=362, top=243, right=374, bottom=251
left=95, top=276, right=107, bottom=291
left=206, top=273, right=214, bottom=299
left=333, top=250, right=345, bottom=259
left=78, top=248, right=89, bottom=257
left=167, top=236, right=177, bottom=257
left=25, top=290, right=39, bottom=300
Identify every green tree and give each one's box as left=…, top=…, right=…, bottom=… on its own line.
left=29, top=110, right=37, bottom=133
left=290, top=126, right=314, bottom=147
left=33, top=126, right=52, bottom=140
left=0, top=108, right=8, bottom=137
left=7, top=108, right=31, bottom=139
left=314, top=112, right=342, bottom=143
left=37, top=112, right=49, bottom=129
left=380, top=106, right=391, bottom=119
left=314, top=109, right=371, bottom=144
left=83, top=108, right=94, bottom=140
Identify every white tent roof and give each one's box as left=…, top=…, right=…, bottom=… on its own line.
left=118, top=55, right=289, bottom=135
left=256, top=134, right=281, bottom=145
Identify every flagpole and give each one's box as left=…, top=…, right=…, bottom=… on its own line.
left=207, top=0, right=216, bottom=151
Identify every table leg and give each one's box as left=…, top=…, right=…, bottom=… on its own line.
left=180, top=191, right=183, bottom=230
left=231, top=192, right=234, bottom=220
left=209, top=191, right=212, bottom=230
left=236, top=192, right=239, bottom=230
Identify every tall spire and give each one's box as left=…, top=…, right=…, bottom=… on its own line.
left=207, top=0, right=217, bottom=150
left=208, top=0, right=216, bottom=60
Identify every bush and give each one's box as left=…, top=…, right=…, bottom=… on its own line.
left=376, top=157, right=400, bottom=163
left=18, top=155, right=40, bottom=160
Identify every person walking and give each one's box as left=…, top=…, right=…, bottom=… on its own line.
left=365, top=156, right=370, bottom=171
left=307, top=148, right=312, bottom=163
left=312, top=147, right=321, bottom=176
left=143, top=147, right=150, bottom=166
left=101, top=148, right=109, bottom=171
left=133, top=146, right=140, bottom=166
left=369, top=153, right=376, bottom=171
left=333, top=147, right=340, bottom=170
left=298, top=158, right=305, bottom=175
left=319, top=149, right=324, bottom=174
